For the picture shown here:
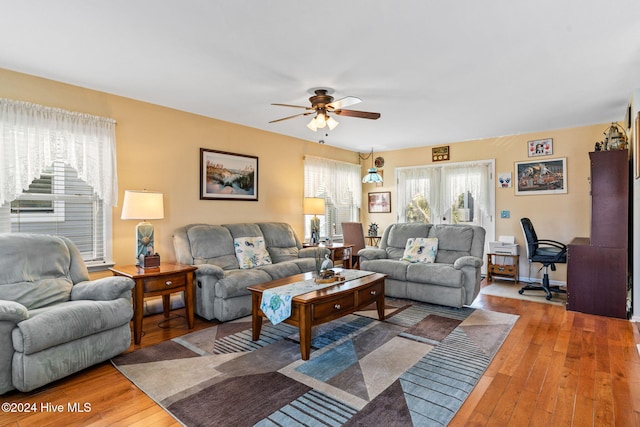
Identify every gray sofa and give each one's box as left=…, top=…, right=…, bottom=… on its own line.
left=0, top=234, right=134, bottom=394
left=173, top=222, right=328, bottom=322
left=358, top=223, right=486, bottom=308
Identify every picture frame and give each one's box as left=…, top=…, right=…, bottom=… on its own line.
left=200, top=148, right=258, bottom=201
left=636, top=111, right=640, bottom=179
left=527, top=138, right=553, bottom=157
left=432, top=146, right=450, bottom=162
left=368, top=191, right=391, bottom=213
left=515, top=158, right=567, bottom=195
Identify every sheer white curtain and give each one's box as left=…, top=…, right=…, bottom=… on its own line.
left=303, top=155, right=362, bottom=239
left=0, top=98, right=118, bottom=207
left=396, top=161, right=493, bottom=226
left=396, top=166, right=441, bottom=223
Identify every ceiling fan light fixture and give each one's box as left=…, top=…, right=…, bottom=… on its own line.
left=315, top=113, right=326, bottom=128
left=307, top=117, right=318, bottom=131
left=326, top=115, right=339, bottom=130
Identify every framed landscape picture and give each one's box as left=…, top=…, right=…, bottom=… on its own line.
left=200, top=148, right=258, bottom=201
left=515, top=158, right=567, bottom=195
left=368, top=191, right=391, bottom=213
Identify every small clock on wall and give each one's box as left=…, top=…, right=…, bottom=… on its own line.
left=374, top=157, right=384, bottom=168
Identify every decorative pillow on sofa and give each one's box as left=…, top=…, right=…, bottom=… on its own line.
left=401, top=237, right=438, bottom=263
left=234, top=237, right=272, bottom=269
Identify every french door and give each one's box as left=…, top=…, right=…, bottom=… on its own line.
left=396, top=160, right=495, bottom=265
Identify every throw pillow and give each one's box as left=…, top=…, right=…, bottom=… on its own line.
left=234, top=236, right=272, bottom=269
left=401, top=237, right=438, bottom=263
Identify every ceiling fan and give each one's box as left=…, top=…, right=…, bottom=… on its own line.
left=269, top=89, right=381, bottom=132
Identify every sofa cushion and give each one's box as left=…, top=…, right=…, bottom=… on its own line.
left=401, top=237, right=438, bottom=263
left=384, top=223, right=432, bottom=260
left=258, top=223, right=301, bottom=263
left=214, top=269, right=272, bottom=299
left=0, top=234, right=74, bottom=310
left=234, top=236, right=272, bottom=269
left=12, top=299, right=133, bottom=355
left=359, top=259, right=408, bottom=282
left=406, top=262, right=464, bottom=288
left=187, top=225, right=239, bottom=270
left=429, top=225, right=474, bottom=264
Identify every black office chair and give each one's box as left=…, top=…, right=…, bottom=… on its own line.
left=518, top=217, right=567, bottom=300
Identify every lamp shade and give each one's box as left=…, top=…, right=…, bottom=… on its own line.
left=362, top=168, right=384, bottom=184
left=303, top=197, right=325, bottom=215
left=121, top=190, right=165, bottom=220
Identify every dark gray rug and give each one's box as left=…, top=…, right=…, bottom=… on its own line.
left=112, top=299, right=518, bottom=426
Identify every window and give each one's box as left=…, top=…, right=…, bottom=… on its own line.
left=0, top=98, right=118, bottom=269
left=304, top=156, right=362, bottom=241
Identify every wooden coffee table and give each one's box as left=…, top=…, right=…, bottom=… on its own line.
left=248, top=271, right=386, bottom=360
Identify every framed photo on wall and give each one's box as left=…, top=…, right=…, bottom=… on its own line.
left=200, top=148, right=258, bottom=201
left=515, top=158, right=567, bottom=195
left=368, top=191, right=391, bottom=213
left=527, top=138, right=553, bottom=157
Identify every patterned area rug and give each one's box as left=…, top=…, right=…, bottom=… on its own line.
left=112, top=299, right=518, bottom=426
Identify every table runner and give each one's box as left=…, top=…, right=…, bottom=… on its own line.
left=259, top=270, right=375, bottom=325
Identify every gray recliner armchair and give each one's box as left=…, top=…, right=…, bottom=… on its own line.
left=0, top=234, right=135, bottom=394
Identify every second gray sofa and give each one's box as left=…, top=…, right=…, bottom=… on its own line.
left=173, top=222, right=328, bottom=322
left=358, top=223, right=486, bottom=308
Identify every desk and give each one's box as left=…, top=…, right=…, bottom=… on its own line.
left=109, top=263, right=197, bottom=344
left=365, top=236, right=381, bottom=247
left=303, top=243, right=353, bottom=268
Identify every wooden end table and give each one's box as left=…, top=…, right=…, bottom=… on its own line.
left=303, top=243, right=354, bottom=268
left=109, top=262, right=198, bottom=344
left=248, top=271, right=386, bottom=360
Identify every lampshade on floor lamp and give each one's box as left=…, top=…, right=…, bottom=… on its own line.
left=121, top=190, right=164, bottom=264
left=303, top=197, right=325, bottom=244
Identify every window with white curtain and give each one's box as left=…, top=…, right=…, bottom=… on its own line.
left=396, top=160, right=494, bottom=229
left=303, top=156, right=362, bottom=241
left=0, top=98, right=118, bottom=268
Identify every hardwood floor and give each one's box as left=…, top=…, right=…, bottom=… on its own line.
left=2, top=281, right=639, bottom=426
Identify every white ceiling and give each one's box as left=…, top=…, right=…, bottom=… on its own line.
left=1, top=0, right=639, bottom=153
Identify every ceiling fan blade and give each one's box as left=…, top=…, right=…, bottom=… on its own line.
left=327, top=96, right=361, bottom=110
left=333, top=109, right=381, bottom=120
left=271, top=103, right=313, bottom=109
left=269, top=111, right=314, bottom=123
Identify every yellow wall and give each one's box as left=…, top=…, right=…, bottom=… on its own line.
left=1, top=67, right=618, bottom=284
left=362, top=125, right=609, bottom=281
left=0, top=68, right=357, bottom=266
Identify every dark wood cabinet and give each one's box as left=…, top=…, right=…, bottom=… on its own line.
left=567, top=150, right=630, bottom=319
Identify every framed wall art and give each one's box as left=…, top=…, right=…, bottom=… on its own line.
left=432, top=146, right=450, bottom=162
left=200, top=148, right=258, bottom=201
left=515, top=157, right=567, bottom=195
left=636, top=111, right=640, bottom=179
left=527, top=138, right=553, bottom=157
left=368, top=191, right=391, bottom=213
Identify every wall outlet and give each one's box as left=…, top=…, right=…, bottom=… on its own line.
left=500, top=210, right=510, bottom=219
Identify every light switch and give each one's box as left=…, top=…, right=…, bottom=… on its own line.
left=500, top=210, right=510, bottom=219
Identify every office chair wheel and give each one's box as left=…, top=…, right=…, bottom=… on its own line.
left=518, top=289, right=524, bottom=295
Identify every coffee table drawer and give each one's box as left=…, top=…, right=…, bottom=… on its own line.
left=143, top=273, right=186, bottom=293
left=312, top=294, right=354, bottom=320
left=358, top=281, right=384, bottom=306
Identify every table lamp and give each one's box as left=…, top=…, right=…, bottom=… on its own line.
left=121, top=190, right=164, bottom=264
left=303, top=197, right=325, bottom=244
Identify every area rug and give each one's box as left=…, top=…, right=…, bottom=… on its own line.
left=112, top=299, right=518, bottom=426
left=481, top=281, right=567, bottom=306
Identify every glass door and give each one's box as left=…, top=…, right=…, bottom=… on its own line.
left=396, top=160, right=495, bottom=270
